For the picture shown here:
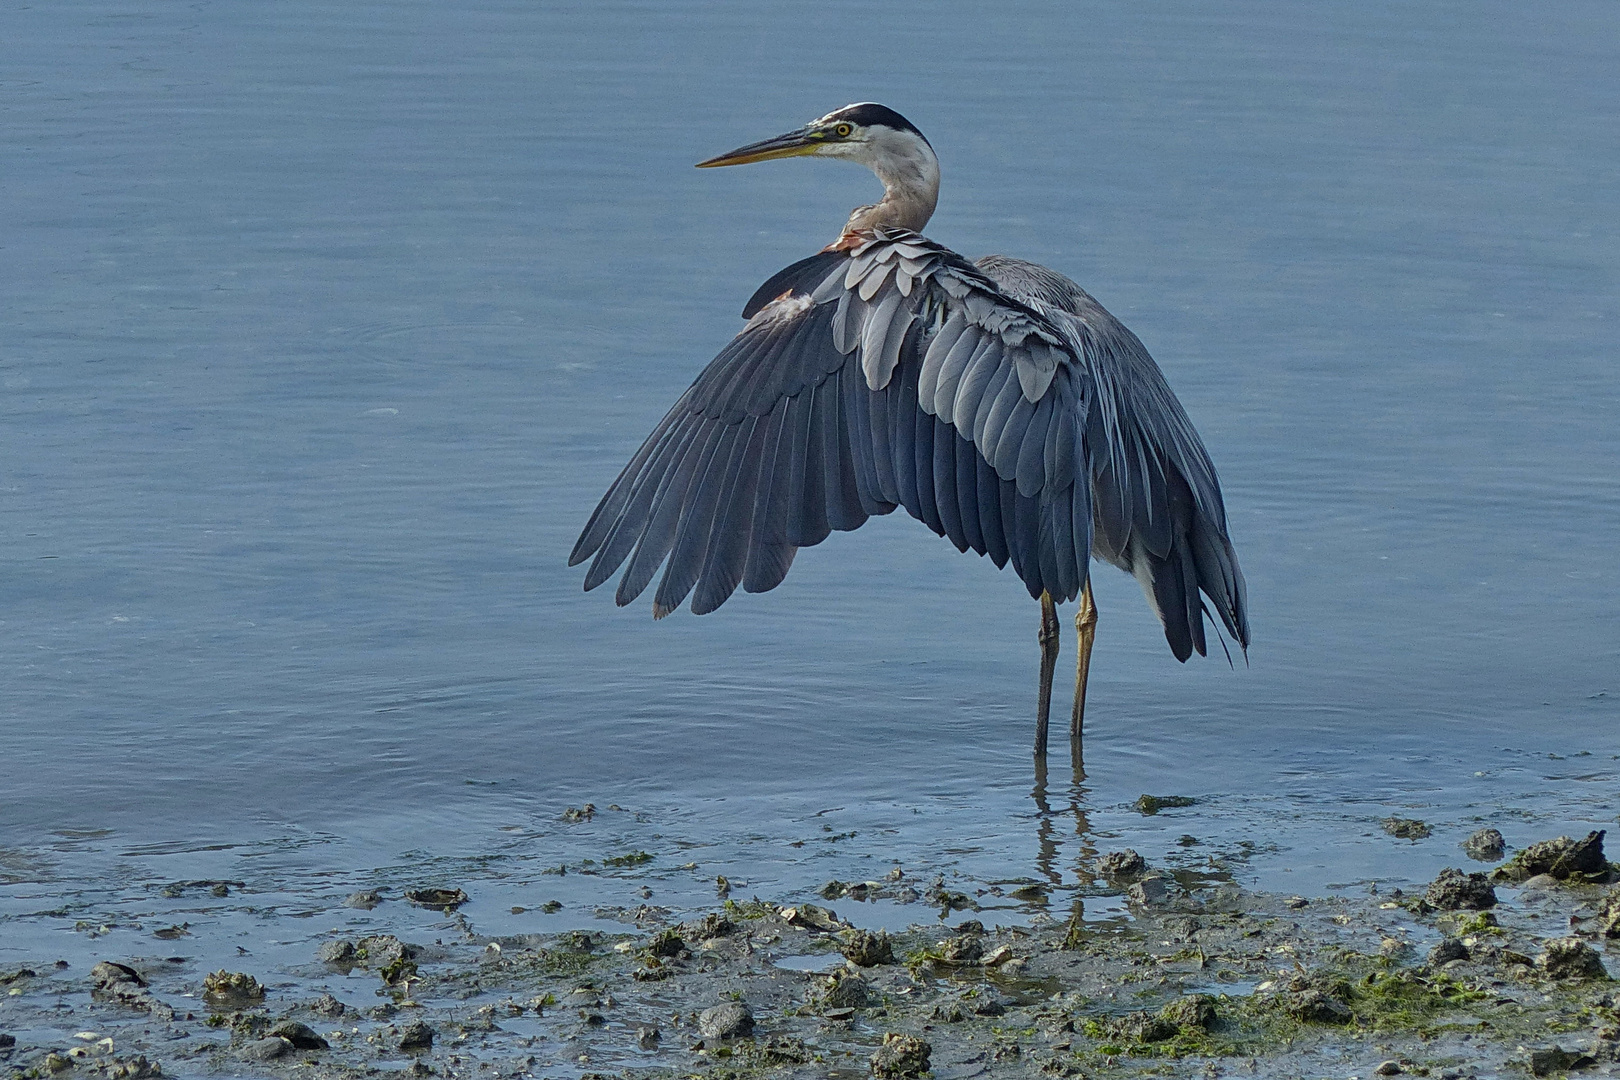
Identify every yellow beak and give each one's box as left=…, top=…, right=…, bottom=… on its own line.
left=696, top=125, right=824, bottom=168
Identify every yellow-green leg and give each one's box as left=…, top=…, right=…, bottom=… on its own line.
left=1035, top=591, right=1060, bottom=758
left=1070, top=579, right=1097, bottom=747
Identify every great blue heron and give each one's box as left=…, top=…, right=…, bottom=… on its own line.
left=570, top=103, right=1250, bottom=756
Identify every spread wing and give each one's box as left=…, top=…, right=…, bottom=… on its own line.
left=974, top=255, right=1250, bottom=662
left=569, top=228, right=1094, bottom=618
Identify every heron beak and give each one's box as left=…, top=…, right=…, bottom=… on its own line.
left=696, top=125, right=824, bottom=168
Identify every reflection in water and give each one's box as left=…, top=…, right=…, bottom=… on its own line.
left=1030, top=756, right=1094, bottom=890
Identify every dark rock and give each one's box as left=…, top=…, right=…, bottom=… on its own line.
left=1424, top=867, right=1497, bottom=910
left=1529, top=1046, right=1598, bottom=1076
left=1374, top=1062, right=1404, bottom=1076
left=1463, top=828, right=1507, bottom=862
left=1493, top=831, right=1608, bottom=883
left=1097, top=850, right=1146, bottom=879
left=240, top=1036, right=292, bottom=1061
left=952, top=920, right=985, bottom=935
left=344, top=889, right=381, bottom=909
left=1539, top=937, right=1608, bottom=980
left=269, top=1020, right=328, bottom=1050
left=840, top=928, right=894, bottom=966
left=1159, top=994, right=1218, bottom=1031
left=397, top=1020, right=436, bottom=1051
left=1135, top=794, right=1197, bottom=815
left=1285, top=988, right=1353, bottom=1024
left=404, top=887, right=468, bottom=910
left=1127, top=875, right=1172, bottom=905
left=317, top=939, right=356, bottom=965
left=820, top=971, right=872, bottom=1010
left=91, top=961, right=147, bottom=990
left=0, top=1033, right=14, bottom=1049
left=870, top=1033, right=930, bottom=1079
left=970, top=994, right=1007, bottom=1017
left=1428, top=938, right=1470, bottom=966
left=644, top=929, right=684, bottom=957
left=698, top=1000, right=754, bottom=1040
left=635, top=1025, right=660, bottom=1049
left=0, top=968, right=37, bottom=985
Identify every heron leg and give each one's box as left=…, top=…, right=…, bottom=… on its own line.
left=1036, top=591, right=1060, bottom=758
left=1070, top=579, right=1098, bottom=747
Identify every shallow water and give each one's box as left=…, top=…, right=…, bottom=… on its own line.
left=2, top=0, right=1617, bottom=985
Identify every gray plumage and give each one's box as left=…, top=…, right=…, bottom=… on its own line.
left=570, top=104, right=1249, bottom=667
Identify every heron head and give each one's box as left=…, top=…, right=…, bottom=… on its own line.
left=696, top=103, right=933, bottom=170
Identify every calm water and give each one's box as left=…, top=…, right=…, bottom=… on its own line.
left=2, top=0, right=1618, bottom=967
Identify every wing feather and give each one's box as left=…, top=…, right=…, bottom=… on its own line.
left=574, top=229, right=1167, bottom=622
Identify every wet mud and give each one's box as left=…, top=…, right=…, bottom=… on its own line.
left=4, top=835, right=1619, bottom=1080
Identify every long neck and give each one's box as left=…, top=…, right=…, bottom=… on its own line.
left=845, top=133, right=940, bottom=234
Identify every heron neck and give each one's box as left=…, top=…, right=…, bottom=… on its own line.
left=847, top=144, right=940, bottom=234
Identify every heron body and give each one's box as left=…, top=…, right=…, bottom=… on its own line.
left=570, top=103, right=1250, bottom=755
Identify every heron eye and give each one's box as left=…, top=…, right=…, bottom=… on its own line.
left=834, top=123, right=853, bottom=138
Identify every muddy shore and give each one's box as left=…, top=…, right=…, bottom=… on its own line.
left=3, top=831, right=1619, bottom=1080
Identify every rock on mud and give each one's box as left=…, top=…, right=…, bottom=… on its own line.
left=90, top=962, right=147, bottom=993
left=698, top=1000, right=754, bottom=1040
left=1097, top=849, right=1146, bottom=880
left=1286, top=988, right=1353, bottom=1024
left=1424, top=867, right=1497, bottom=910
left=1428, top=937, right=1470, bottom=966
left=818, top=970, right=872, bottom=1010
left=1463, top=827, right=1507, bottom=862
left=680, top=912, right=734, bottom=940
left=202, top=970, right=265, bottom=1008
left=1529, top=1046, right=1599, bottom=1077
left=1159, top=993, right=1218, bottom=1031
left=840, top=928, right=894, bottom=966
left=269, top=1020, right=328, bottom=1050
left=1598, top=889, right=1620, bottom=937
left=241, top=1036, right=292, bottom=1061
left=1538, top=937, right=1608, bottom=980
left=870, top=1033, right=930, bottom=1079
left=397, top=1020, right=436, bottom=1051
left=317, top=940, right=356, bottom=965
left=1493, top=830, right=1608, bottom=883
left=1127, top=874, right=1173, bottom=906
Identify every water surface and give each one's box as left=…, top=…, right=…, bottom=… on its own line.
left=2, top=0, right=1617, bottom=968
